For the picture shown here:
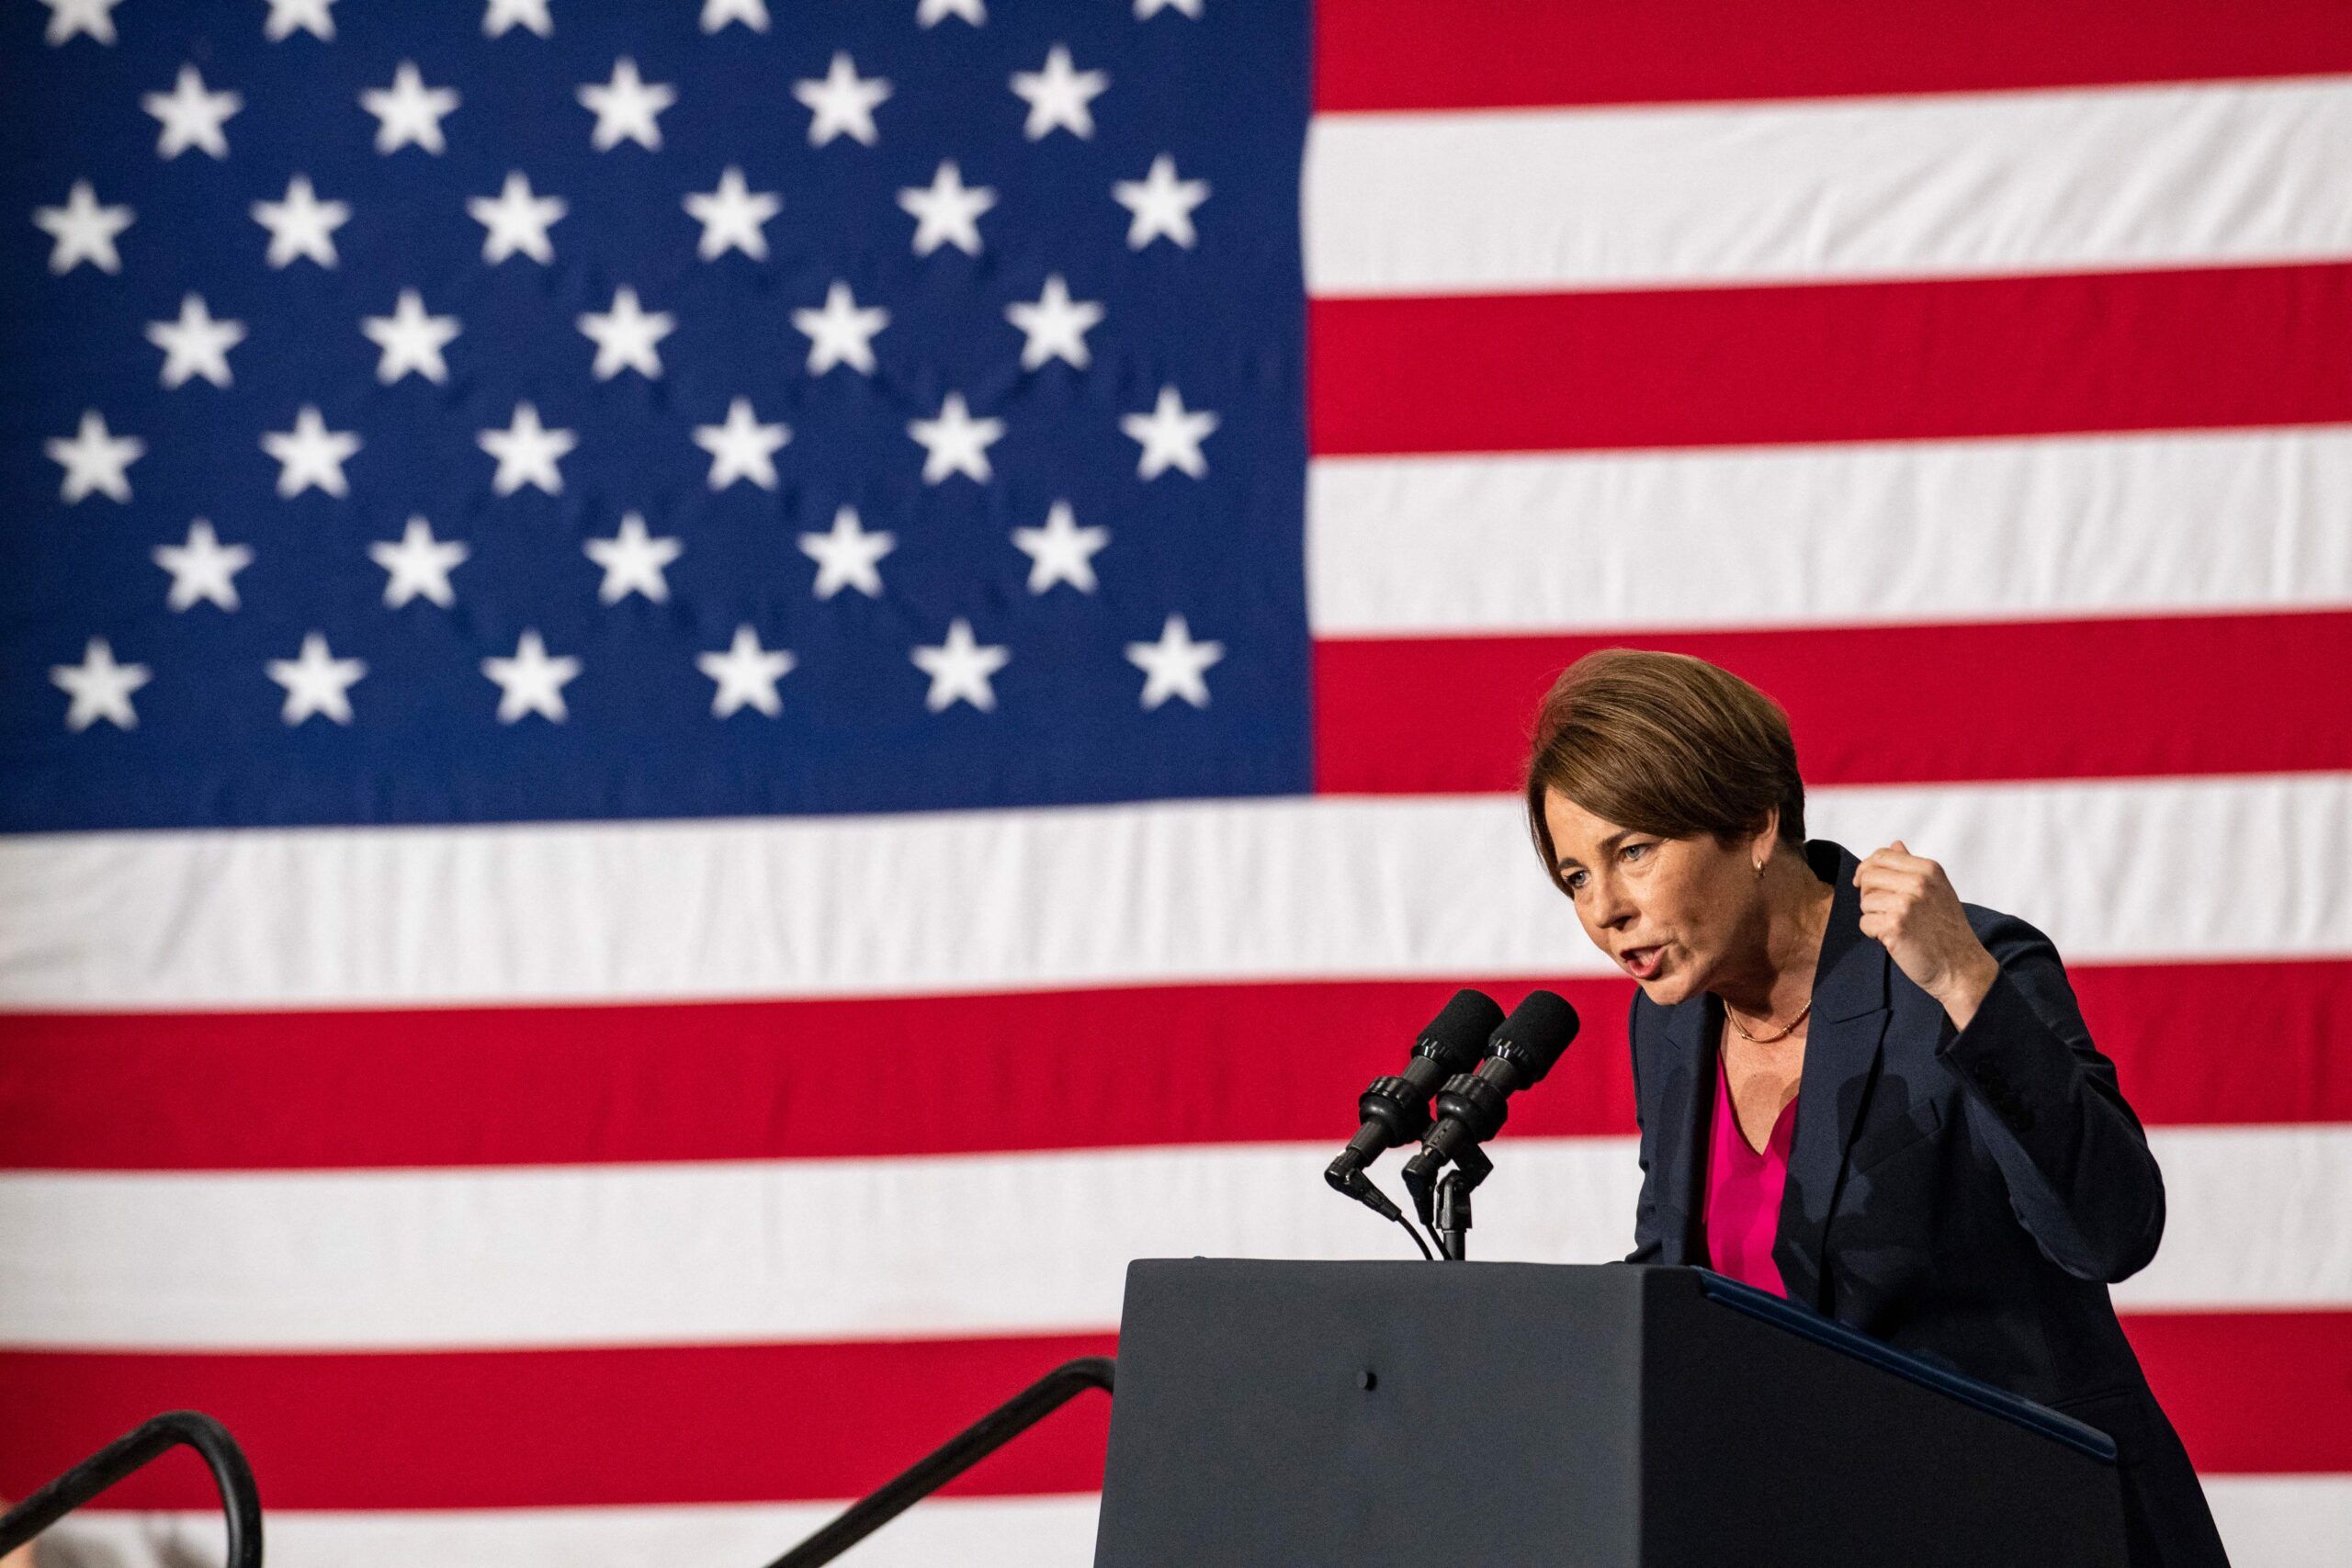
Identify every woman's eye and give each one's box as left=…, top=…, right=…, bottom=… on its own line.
left=1565, top=871, right=1585, bottom=892
left=1623, top=842, right=1646, bottom=861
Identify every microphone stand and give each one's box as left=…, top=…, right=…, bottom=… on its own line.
left=1431, top=1143, right=1491, bottom=1261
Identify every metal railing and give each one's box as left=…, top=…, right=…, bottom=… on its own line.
left=763, top=1356, right=1114, bottom=1568
left=0, top=1410, right=261, bottom=1568
left=0, top=1364, right=1110, bottom=1568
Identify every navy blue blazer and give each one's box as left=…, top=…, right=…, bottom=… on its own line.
left=1626, top=837, right=2229, bottom=1568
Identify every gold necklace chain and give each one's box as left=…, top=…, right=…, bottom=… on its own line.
left=1724, top=997, right=1814, bottom=1043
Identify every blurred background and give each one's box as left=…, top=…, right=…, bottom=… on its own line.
left=1, top=1, right=2346, bottom=1563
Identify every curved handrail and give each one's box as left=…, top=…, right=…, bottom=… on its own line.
left=0, top=1410, right=261, bottom=1568
left=763, top=1356, right=1114, bottom=1568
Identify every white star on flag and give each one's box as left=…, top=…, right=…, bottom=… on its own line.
left=143, top=64, right=243, bottom=159
left=1126, top=614, right=1225, bottom=709
left=700, top=0, right=771, bottom=33
left=1121, top=385, right=1218, bottom=479
left=1135, top=0, right=1203, bottom=17
left=793, top=281, right=889, bottom=375
left=684, top=167, right=781, bottom=260
left=899, top=161, right=997, bottom=256
left=469, top=172, right=567, bottom=264
left=1012, top=47, right=1106, bottom=141
left=153, top=519, right=254, bottom=611
left=577, top=286, right=675, bottom=379
left=46, top=410, right=144, bottom=503
left=584, top=512, right=683, bottom=604
left=261, top=405, right=361, bottom=498
left=910, top=392, right=1005, bottom=483
left=793, top=52, right=890, bottom=146
left=912, top=618, right=1009, bottom=712
left=1114, top=153, right=1209, bottom=249
left=267, top=632, right=368, bottom=725
left=251, top=174, right=350, bottom=268
left=145, top=294, right=246, bottom=389
left=33, top=180, right=133, bottom=274
left=370, top=516, right=469, bottom=608
left=578, top=57, right=675, bottom=151
left=51, top=638, right=150, bottom=732
left=1006, top=275, right=1104, bottom=369
left=698, top=626, right=797, bottom=717
left=799, top=506, right=896, bottom=600
left=40, top=0, right=124, bottom=46
left=917, top=0, right=986, bottom=26
left=694, top=397, right=790, bottom=490
left=1012, top=500, right=1108, bottom=593
left=482, top=630, right=581, bottom=723
left=362, top=288, right=460, bottom=384
left=479, top=401, right=576, bottom=496
left=482, top=0, right=551, bottom=38
left=265, top=0, right=336, bottom=41
left=361, top=62, right=460, bottom=154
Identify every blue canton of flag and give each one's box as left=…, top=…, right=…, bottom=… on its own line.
left=0, top=0, right=1310, bottom=830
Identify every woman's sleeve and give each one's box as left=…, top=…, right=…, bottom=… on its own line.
left=1936, top=908, right=2166, bottom=1282
left=1624, top=989, right=1668, bottom=1265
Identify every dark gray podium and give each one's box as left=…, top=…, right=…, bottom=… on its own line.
left=1092, top=1260, right=2126, bottom=1568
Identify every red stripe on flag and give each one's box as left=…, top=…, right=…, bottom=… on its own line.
left=1308, top=265, right=2352, bottom=457
left=2, top=1314, right=2340, bottom=1509
left=0, top=980, right=1634, bottom=1170
left=2127, top=1311, right=2352, bottom=1473
left=1313, top=613, right=2352, bottom=794
left=2071, top=960, right=2352, bottom=1129
left=1316, top=0, right=2352, bottom=112
left=0, top=1336, right=1116, bottom=1511
left=2, top=960, right=2343, bottom=1172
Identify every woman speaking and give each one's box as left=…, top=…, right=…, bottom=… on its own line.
left=1524, top=649, right=2229, bottom=1568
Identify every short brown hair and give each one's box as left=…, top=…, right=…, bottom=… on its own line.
left=1523, top=649, right=1805, bottom=895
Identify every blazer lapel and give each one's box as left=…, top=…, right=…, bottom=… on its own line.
left=1771, top=838, right=1894, bottom=1314
left=1648, top=985, right=1718, bottom=1265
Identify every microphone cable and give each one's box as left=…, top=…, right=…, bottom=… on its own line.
left=1393, top=1209, right=1436, bottom=1261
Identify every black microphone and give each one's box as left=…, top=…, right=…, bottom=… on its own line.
left=1324, top=989, right=1505, bottom=1220
left=1401, top=989, right=1580, bottom=1212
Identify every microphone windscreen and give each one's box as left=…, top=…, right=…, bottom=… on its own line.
left=1492, top=989, right=1580, bottom=1082
left=1418, top=988, right=1507, bottom=1072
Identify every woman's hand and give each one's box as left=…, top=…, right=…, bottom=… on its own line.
left=1854, top=840, right=2002, bottom=1028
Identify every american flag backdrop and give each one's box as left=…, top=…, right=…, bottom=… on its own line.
left=2, top=0, right=2348, bottom=1563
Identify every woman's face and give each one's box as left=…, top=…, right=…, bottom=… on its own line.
left=1541, top=790, right=1768, bottom=1005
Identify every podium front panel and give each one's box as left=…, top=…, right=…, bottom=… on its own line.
left=1095, top=1258, right=1649, bottom=1566
left=1091, top=1259, right=2126, bottom=1568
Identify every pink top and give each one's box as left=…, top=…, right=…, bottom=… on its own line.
left=1702, top=1049, right=1798, bottom=1298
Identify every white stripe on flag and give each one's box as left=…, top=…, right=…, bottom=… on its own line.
left=1307, top=429, right=2352, bottom=636
left=1306, top=77, right=2352, bottom=296
left=2202, top=1475, right=2352, bottom=1568
left=0, top=1128, right=2342, bottom=1350
left=2114, top=1125, right=2352, bottom=1312
left=0, top=1139, right=1633, bottom=1348
left=42, top=1481, right=2347, bottom=1568
left=2, top=776, right=2346, bottom=1010
left=46, top=1495, right=1102, bottom=1568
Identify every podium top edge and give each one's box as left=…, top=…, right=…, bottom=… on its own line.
left=1121, top=1259, right=2119, bottom=1466
left=1689, top=1269, right=2118, bottom=1464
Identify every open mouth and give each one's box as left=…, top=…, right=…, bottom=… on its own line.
left=1622, top=946, right=1664, bottom=978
